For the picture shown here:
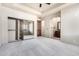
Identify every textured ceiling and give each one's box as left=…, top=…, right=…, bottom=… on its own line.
left=21, top=3, right=64, bottom=13
left=1, top=3, right=67, bottom=17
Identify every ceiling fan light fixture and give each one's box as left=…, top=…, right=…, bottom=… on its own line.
left=39, top=3, right=51, bottom=8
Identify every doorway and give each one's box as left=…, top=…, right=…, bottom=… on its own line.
left=37, top=20, right=41, bottom=36
left=8, top=17, right=21, bottom=42
left=8, top=17, right=34, bottom=42
left=53, top=17, right=61, bottom=39
left=8, top=18, right=17, bottom=42
left=20, top=20, right=34, bottom=40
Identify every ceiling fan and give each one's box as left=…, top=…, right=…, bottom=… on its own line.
left=39, top=3, right=51, bottom=7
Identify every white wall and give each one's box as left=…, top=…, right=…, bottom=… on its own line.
left=29, top=22, right=34, bottom=34
left=0, top=5, right=38, bottom=45
left=0, top=4, right=1, bottom=46
left=61, top=4, right=79, bottom=45
left=42, top=18, right=53, bottom=38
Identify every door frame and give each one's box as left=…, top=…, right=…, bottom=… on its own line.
left=8, top=17, right=35, bottom=41
left=8, top=17, right=18, bottom=40
left=8, top=17, right=22, bottom=40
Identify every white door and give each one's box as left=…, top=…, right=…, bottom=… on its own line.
left=8, top=19, right=16, bottom=42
